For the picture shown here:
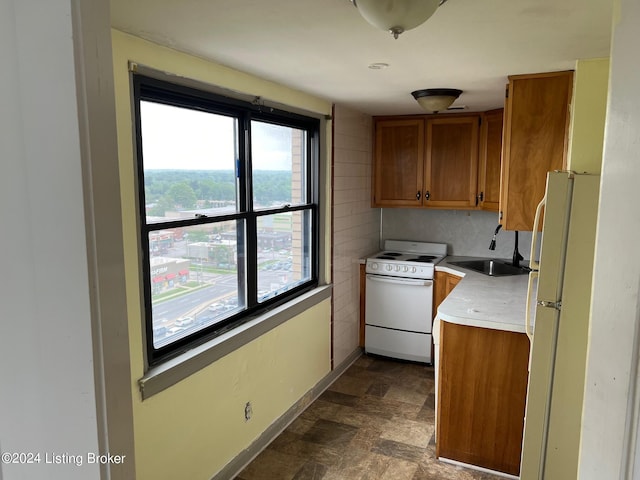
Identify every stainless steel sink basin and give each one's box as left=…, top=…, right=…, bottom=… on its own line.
left=447, top=259, right=529, bottom=276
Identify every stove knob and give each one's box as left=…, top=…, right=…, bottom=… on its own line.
left=395, top=265, right=401, bottom=272
left=411, top=267, right=417, bottom=273
left=371, top=263, right=378, bottom=270
left=385, top=264, right=392, bottom=271
left=403, top=266, right=409, bottom=272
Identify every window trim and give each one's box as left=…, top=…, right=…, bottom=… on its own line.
left=131, top=71, right=325, bottom=371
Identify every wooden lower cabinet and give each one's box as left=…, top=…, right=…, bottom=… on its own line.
left=436, top=321, right=530, bottom=476
left=433, top=271, right=462, bottom=318
left=432, top=270, right=462, bottom=362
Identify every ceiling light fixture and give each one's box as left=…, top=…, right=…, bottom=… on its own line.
left=411, top=88, right=463, bottom=113
left=351, top=0, right=448, bottom=39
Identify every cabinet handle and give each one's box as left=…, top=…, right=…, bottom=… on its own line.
left=416, top=191, right=421, bottom=200
left=425, top=191, right=430, bottom=201
left=479, top=191, right=484, bottom=202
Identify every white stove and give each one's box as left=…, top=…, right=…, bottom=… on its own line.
left=364, top=240, right=447, bottom=364
left=365, top=240, right=447, bottom=280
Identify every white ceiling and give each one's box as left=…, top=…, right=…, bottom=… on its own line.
left=110, top=0, right=613, bottom=116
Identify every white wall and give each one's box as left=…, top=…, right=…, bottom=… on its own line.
left=332, top=105, right=379, bottom=365
left=579, top=0, right=640, bottom=477
left=0, top=1, right=108, bottom=478
left=1, top=1, right=134, bottom=479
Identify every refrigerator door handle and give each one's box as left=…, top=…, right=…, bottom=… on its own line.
left=525, top=194, right=545, bottom=342
left=529, top=194, right=546, bottom=271
left=525, top=269, right=539, bottom=342
left=538, top=300, right=562, bottom=310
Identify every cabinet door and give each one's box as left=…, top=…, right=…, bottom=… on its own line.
left=445, top=273, right=461, bottom=293
left=425, top=116, right=479, bottom=209
left=437, top=322, right=530, bottom=475
left=433, top=271, right=448, bottom=319
left=372, top=118, right=424, bottom=207
left=500, top=71, right=573, bottom=230
left=478, top=109, right=503, bottom=212
left=433, top=271, right=462, bottom=365
left=433, top=271, right=462, bottom=319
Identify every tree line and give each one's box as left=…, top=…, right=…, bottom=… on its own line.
left=145, top=169, right=293, bottom=216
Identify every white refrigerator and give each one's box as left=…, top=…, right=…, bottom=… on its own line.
left=520, top=171, right=600, bottom=479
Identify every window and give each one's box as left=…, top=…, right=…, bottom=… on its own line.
left=133, top=75, right=320, bottom=365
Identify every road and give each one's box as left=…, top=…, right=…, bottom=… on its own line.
left=151, top=268, right=294, bottom=345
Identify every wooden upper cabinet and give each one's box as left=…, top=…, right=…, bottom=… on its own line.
left=372, top=117, right=424, bottom=207
left=372, top=114, right=480, bottom=209
left=500, top=71, right=573, bottom=230
left=425, top=116, right=479, bottom=209
left=478, top=109, right=504, bottom=212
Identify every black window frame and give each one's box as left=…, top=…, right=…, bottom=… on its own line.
left=132, top=74, right=320, bottom=366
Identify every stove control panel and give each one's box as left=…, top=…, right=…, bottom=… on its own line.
left=365, top=260, right=434, bottom=279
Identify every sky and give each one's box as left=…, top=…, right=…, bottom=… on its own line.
left=140, top=101, right=294, bottom=171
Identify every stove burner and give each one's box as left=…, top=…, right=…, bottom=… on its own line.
left=407, top=255, right=438, bottom=263
left=377, top=255, right=396, bottom=260
left=382, top=252, right=402, bottom=256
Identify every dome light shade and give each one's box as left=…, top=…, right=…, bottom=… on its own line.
left=411, top=88, right=463, bottom=113
left=352, top=0, right=446, bottom=39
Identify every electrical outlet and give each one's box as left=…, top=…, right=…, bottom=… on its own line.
left=244, top=401, right=252, bottom=421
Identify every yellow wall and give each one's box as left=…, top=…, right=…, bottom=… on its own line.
left=111, top=30, right=333, bottom=479
left=567, top=58, right=610, bottom=173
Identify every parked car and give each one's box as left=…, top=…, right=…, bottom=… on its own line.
left=207, top=303, right=224, bottom=313
left=166, top=326, right=183, bottom=336
left=175, top=316, right=194, bottom=327
left=224, top=298, right=238, bottom=308
left=152, top=325, right=167, bottom=337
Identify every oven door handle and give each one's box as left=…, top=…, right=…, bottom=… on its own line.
left=366, top=274, right=432, bottom=287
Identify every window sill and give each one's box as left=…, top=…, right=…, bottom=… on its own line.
left=138, top=285, right=332, bottom=400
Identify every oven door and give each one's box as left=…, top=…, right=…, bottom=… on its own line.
left=365, top=273, right=434, bottom=363
left=365, top=274, right=433, bottom=333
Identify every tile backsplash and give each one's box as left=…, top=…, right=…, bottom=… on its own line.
left=381, top=208, right=539, bottom=261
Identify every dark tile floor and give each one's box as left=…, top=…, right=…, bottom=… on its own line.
left=236, top=354, right=505, bottom=480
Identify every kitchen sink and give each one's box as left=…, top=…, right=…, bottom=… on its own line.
left=447, top=259, right=529, bottom=277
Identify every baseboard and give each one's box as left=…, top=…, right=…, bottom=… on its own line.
left=438, top=457, right=519, bottom=479
left=213, top=347, right=363, bottom=480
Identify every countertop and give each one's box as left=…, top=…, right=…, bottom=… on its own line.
left=435, top=256, right=532, bottom=337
